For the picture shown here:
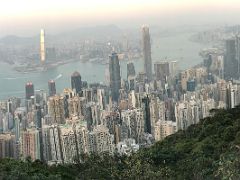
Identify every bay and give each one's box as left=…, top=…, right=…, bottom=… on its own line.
left=0, top=32, right=207, bottom=100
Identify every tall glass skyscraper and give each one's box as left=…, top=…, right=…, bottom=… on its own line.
left=142, top=95, right=151, bottom=134
left=224, top=39, right=237, bottom=79
left=25, top=82, right=34, bottom=100
left=71, top=71, right=82, bottom=95
left=40, top=29, right=45, bottom=63
left=127, top=62, right=136, bottom=78
left=235, top=35, right=240, bottom=76
left=109, top=52, right=121, bottom=102
left=142, top=25, right=152, bottom=81
left=48, top=80, right=56, bottom=97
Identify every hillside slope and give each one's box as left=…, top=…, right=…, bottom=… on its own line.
left=1, top=107, right=240, bottom=179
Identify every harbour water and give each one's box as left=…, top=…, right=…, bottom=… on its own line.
left=0, top=32, right=208, bottom=100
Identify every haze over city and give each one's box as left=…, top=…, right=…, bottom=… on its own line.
left=1, top=0, right=240, bottom=36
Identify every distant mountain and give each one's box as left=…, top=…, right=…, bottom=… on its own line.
left=0, top=35, right=38, bottom=46
left=0, top=25, right=123, bottom=46
left=60, top=24, right=123, bottom=39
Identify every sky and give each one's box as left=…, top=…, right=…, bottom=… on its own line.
left=0, top=0, right=240, bottom=36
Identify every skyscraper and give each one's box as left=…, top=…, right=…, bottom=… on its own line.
left=48, top=80, right=56, bottom=97
left=25, top=82, right=34, bottom=100
left=142, top=96, right=151, bottom=134
left=35, top=104, right=42, bottom=128
left=235, top=35, right=240, bottom=76
left=47, top=96, right=65, bottom=124
left=0, top=134, right=16, bottom=159
left=128, top=76, right=135, bottom=91
left=71, top=71, right=82, bottom=95
left=40, top=29, right=45, bottom=63
left=42, top=124, right=63, bottom=163
left=142, top=25, right=152, bottom=81
left=59, top=124, right=78, bottom=163
left=154, top=61, right=170, bottom=81
left=127, top=62, right=136, bottom=78
left=187, top=80, right=196, bottom=92
left=21, top=128, right=41, bottom=161
left=224, top=39, right=237, bottom=79
left=88, top=125, right=114, bottom=155
left=109, top=52, right=121, bottom=102
left=169, top=61, right=179, bottom=77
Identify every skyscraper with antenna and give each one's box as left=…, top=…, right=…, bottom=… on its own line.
left=40, top=29, right=45, bottom=63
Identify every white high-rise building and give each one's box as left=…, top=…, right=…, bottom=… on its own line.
left=88, top=125, right=114, bottom=155
left=47, top=96, right=65, bottom=124
left=68, top=96, right=83, bottom=118
left=0, top=133, right=16, bottom=159
left=97, top=89, right=105, bottom=110
left=201, top=99, right=216, bottom=118
left=121, top=109, right=144, bottom=143
left=75, top=125, right=89, bottom=155
left=42, top=125, right=63, bottom=163
left=169, top=61, right=178, bottom=77
left=154, top=121, right=177, bottom=141
left=59, top=124, right=78, bottom=163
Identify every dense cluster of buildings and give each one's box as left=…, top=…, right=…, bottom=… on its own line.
left=0, top=26, right=239, bottom=164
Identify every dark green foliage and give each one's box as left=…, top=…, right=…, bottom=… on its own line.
left=2, top=107, right=240, bottom=179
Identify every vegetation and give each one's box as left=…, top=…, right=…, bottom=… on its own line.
left=2, top=106, right=240, bottom=179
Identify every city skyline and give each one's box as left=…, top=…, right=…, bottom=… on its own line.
left=1, top=1, right=240, bottom=179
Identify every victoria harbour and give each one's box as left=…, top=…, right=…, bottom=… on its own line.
left=0, top=32, right=206, bottom=99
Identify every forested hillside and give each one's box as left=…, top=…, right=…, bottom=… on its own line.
left=1, top=107, right=240, bottom=179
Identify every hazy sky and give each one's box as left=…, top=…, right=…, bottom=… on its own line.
left=1, top=0, right=240, bottom=36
